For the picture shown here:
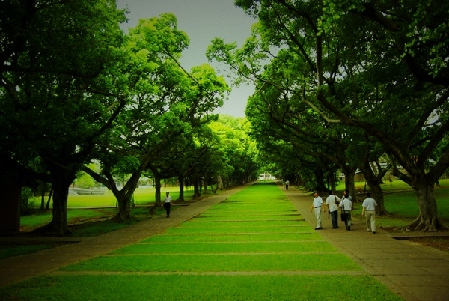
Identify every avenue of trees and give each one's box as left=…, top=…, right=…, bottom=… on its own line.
left=208, top=0, right=449, bottom=231
left=0, top=1, right=258, bottom=235
left=2, top=0, right=448, bottom=235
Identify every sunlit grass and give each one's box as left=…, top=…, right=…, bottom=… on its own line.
left=0, top=275, right=402, bottom=301
left=178, top=220, right=303, bottom=227
left=141, top=233, right=323, bottom=243
left=66, top=186, right=198, bottom=207
left=20, top=208, right=117, bottom=229
left=63, top=253, right=360, bottom=272
left=0, top=182, right=404, bottom=301
left=163, top=226, right=311, bottom=235
left=112, top=241, right=337, bottom=254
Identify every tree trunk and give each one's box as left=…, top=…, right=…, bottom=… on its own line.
left=50, top=170, right=75, bottom=236
left=193, top=179, right=201, bottom=198
left=342, top=166, right=356, bottom=200
left=0, top=179, right=21, bottom=234
left=313, top=168, right=327, bottom=192
left=114, top=191, right=131, bottom=220
left=409, top=180, right=445, bottom=231
left=40, top=190, right=45, bottom=210
left=46, top=189, right=53, bottom=210
left=155, top=174, right=162, bottom=206
left=178, top=175, right=185, bottom=201
left=110, top=173, right=140, bottom=220
left=203, top=177, right=208, bottom=194
left=360, top=166, right=387, bottom=215
left=368, top=180, right=386, bottom=215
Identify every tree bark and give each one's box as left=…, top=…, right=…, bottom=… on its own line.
left=114, top=191, right=131, bottom=220
left=203, top=177, right=208, bottom=194
left=193, top=179, right=201, bottom=198
left=109, top=172, right=140, bottom=220
left=40, top=183, right=45, bottom=211
left=359, top=160, right=387, bottom=215
left=313, top=168, right=327, bottom=192
left=0, top=179, right=21, bottom=234
left=367, top=179, right=386, bottom=215
left=408, top=180, right=445, bottom=231
left=178, top=175, right=185, bottom=201
left=45, top=189, right=53, bottom=210
left=48, top=167, right=75, bottom=236
left=155, top=174, right=162, bottom=206
left=342, top=166, right=356, bottom=200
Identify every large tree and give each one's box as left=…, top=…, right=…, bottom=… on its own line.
left=83, top=15, right=229, bottom=219
left=209, top=0, right=449, bottom=231
left=0, top=0, right=126, bottom=234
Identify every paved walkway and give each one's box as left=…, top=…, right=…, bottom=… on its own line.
left=284, top=188, right=449, bottom=301
left=1, top=184, right=449, bottom=301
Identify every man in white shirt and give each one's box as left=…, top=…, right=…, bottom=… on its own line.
left=163, top=192, right=172, bottom=218
left=362, top=192, right=377, bottom=234
left=326, top=190, right=340, bottom=229
left=310, top=191, right=324, bottom=230
left=340, top=189, right=353, bottom=231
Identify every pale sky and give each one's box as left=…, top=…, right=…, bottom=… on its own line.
left=117, top=0, right=256, bottom=117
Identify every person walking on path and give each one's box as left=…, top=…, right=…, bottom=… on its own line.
left=361, top=192, right=377, bottom=234
left=163, top=192, right=172, bottom=218
left=310, top=191, right=324, bottom=230
left=285, top=180, right=290, bottom=190
left=325, top=190, right=340, bottom=229
left=340, top=189, right=352, bottom=231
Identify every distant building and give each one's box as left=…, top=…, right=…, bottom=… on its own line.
left=259, top=173, right=276, bottom=181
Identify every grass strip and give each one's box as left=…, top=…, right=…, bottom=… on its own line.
left=112, top=241, right=338, bottom=254
left=142, top=232, right=323, bottom=243
left=0, top=274, right=401, bottom=301
left=163, top=226, right=311, bottom=235
left=187, top=215, right=303, bottom=221
left=62, top=253, right=361, bottom=272
left=178, top=220, right=304, bottom=227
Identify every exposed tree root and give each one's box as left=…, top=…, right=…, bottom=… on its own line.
left=405, top=216, right=447, bottom=232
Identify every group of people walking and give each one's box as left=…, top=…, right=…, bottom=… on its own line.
left=311, top=190, right=377, bottom=233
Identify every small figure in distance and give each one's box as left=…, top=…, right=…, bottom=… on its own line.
left=310, top=191, right=324, bottom=230
left=340, top=189, right=353, bottom=231
left=163, top=191, right=172, bottom=218
left=361, top=192, right=377, bottom=234
left=285, top=180, right=290, bottom=190
left=326, top=190, right=340, bottom=229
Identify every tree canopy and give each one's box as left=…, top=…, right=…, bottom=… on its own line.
left=208, top=0, right=449, bottom=230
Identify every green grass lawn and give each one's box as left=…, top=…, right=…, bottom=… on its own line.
left=111, top=241, right=337, bottom=254
left=62, top=253, right=361, bottom=272
left=334, top=179, right=449, bottom=228
left=0, top=275, right=401, bottom=301
left=20, top=208, right=117, bottom=230
left=0, top=182, right=403, bottom=301
left=142, top=232, right=323, bottom=243
left=66, top=186, right=199, bottom=207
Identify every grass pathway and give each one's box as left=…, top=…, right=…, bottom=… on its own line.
left=0, top=183, right=402, bottom=300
